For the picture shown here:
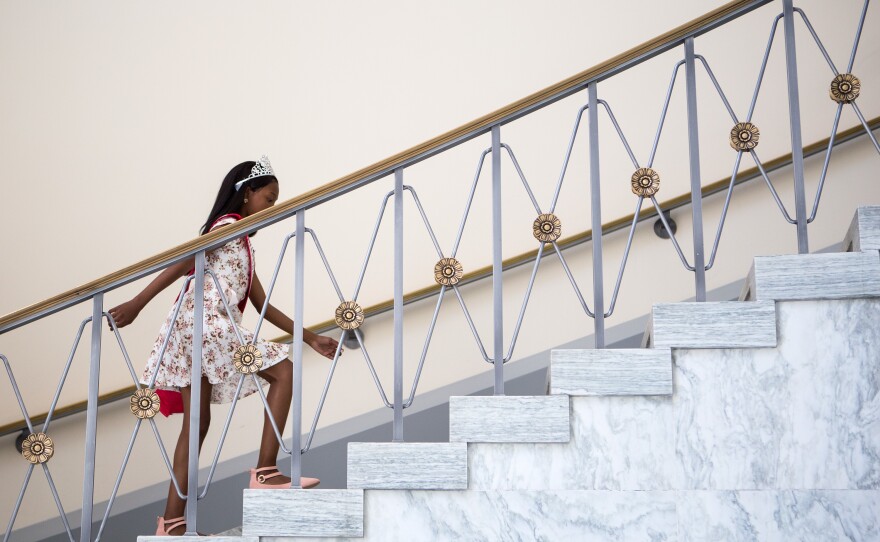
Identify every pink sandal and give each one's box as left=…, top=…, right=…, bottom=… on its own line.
left=249, top=466, right=319, bottom=489
left=155, top=516, right=185, bottom=536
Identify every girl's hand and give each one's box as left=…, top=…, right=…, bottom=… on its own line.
left=108, top=299, right=143, bottom=329
left=308, top=335, right=341, bottom=360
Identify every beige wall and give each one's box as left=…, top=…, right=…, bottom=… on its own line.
left=1, top=0, right=879, bottom=533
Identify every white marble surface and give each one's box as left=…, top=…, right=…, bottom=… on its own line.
left=347, top=442, right=467, bottom=489
left=678, top=490, right=880, bottom=541
left=748, top=252, right=880, bottom=301
left=650, top=301, right=777, bottom=349
left=266, top=490, right=677, bottom=542
left=469, top=396, right=674, bottom=491
left=675, top=299, right=880, bottom=490
left=242, top=489, right=363, bottom=537
left=449, top=395, right=570, bottom=443
left=550, top=348, right=672, bottom=396
left=139, top=538, right=255, bottom=542
left=843, top=205, right=880, bottom=252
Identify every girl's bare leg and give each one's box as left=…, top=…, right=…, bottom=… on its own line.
left=162, top=377, right=212, bottom=535
left=255, top=360, right=293, bottom=484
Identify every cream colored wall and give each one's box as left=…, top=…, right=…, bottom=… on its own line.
left=1, top=0, right=879, bottom=533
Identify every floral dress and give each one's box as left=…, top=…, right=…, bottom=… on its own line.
left=140, top=214, right=289, bottom=408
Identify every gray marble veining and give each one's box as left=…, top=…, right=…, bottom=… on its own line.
left=748, top=252, right=880, bottom=301
left=468, top=395, right=674, bottom=491
left=678, top=490, right=880, bottom=541
left=347, top=442, right=467, bottom=489
left=843, top=206, right=880, bottom=252
left=449, top=395, right=570, bottom=443
left=550, top=348, right=672, bottom=396
left=241, top=489, right=363, bottom=537
left=650, top=301, right=777, bottom=349
left=674, top=299, right=880, bottom=490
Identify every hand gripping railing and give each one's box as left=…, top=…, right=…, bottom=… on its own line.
left=2, top=0, right=879, bottom=538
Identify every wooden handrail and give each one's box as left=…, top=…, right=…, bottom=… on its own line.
left=0, top=0, right=771, bottom=334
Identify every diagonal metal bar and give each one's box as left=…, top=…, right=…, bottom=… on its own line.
left=147, top=418, right=186, bottom=500
left=597, top=100, right=639, bottom=169
left=550, top=104, right=588, bottom=213
left=452, top=149, right=491, bottom=256
left=199, top=375, right=247, bottom=498
left=351, top=328, right=392, bottom=407
left=403, top=288, right=447, bottom=408
left=352, top=191, right=394, bottom=300
left=551, top=242, right=596, bottom=318
left=749, top=149, right=797, bottom=223
left=808, top=103, right=844, bottom=223
left=148, top=276, right=195, bottom=388
left=3, top=463, right=34, bottom=542
left=651, top=196, right=695, bottom=271
left=43, top=318, right=91, bottom=432
left=793, top=8, right=839, bottom=75
left=254, top=232, right=295, bottom=341
left=450, top=285, right=492, bottom=363
left=846, top=0, right=870, bottom=73
left=500, top=144, right=542, bottom=213
left=43, top=464, right=74, bottom=542
left=706, top=151, right=745, bottom=269
left=747, top=13, right=784, bottom=120
left=503, top=244, right=549, bottom=363
left=403, top=187, right=445, bottom=259
left=851, top=102, right=880, bottom=154
left=303, top=331, right=346, bottom=452
left=648, top=60, right=687, bottom=168
left=605, top=197, right=645, bottom=316
left=95, top=419, right=142, bottom=542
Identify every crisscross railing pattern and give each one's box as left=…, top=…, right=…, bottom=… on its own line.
left=2, top=0, right=878, bottom=538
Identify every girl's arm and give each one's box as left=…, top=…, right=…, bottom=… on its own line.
left=249, top=274, right=340, bottom=360
left=108, top=256, right=195, bottom=328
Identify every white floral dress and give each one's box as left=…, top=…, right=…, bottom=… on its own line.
left=140, top=214, right=289, bottom=405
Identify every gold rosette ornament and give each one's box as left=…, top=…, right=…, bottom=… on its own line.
left=631, top=168, right=660, bottom=197
left=730, top=122, right=760, bottom=152
left=233, top=344, right=263, bottom=374
left=130, top=388, right=161, bottom=419
left=830, top=73, right=860, bottom=103
left=533, top=213, right=562, bottom=243
left=434, top=257, right=464, bottom=286
left=335, top=301, right=364, bottom=330
left=21, top=432, right=54, bottom=464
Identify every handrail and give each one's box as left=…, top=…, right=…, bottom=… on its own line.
left=0, top=0, right=773, bottom=336
left=3, top=113, right=874, bottom=440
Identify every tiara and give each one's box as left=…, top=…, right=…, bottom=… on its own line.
left=234, top=155, right=275, bottom=191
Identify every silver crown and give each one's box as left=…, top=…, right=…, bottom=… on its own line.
left=235, top=155, right=275, bottom=191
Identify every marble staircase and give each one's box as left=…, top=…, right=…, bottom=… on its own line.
left=139, top=206, right=880, bottom=541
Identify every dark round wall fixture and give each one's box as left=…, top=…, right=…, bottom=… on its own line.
left=654, top=211, right=677, bottom=239
left=15, top=429, right=27, bottom=454
left=343, top=328, right=362, bottom=350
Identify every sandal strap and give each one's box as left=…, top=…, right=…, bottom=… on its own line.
left=253, top=466, right=280, bottom=474
left=162, top=517, right=186, bottom=532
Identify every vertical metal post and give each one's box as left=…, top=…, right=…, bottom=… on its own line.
left=392, top=169, right=404, bottom=442
left=782, top=0, right=809, bottom=253
left=80, top=293, right=103, bottom=542
left=291, top=211, right=305, bottom=487
left=587, top=82, right=605, bottom=348
left=491, top=125, right=504, bottom=395
left=684, top=37, right=707, bottom=301
left=185, top=251, right=205, bottom=535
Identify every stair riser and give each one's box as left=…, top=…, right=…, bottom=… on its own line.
left=649, top=301, right=777, bottom=349
left=551, top=348, right=672, bottom=396
left=242, top=490, right=363, bottom=538
left=747, top=252, right=880, bottom=301
left=449, top=395, right=570, bottom=443
left=347, top=443, right=467, bottom=490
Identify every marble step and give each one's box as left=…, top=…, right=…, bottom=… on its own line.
left=449, top=395, right=570, bottom=443
left=267, top=489, right=880, bottom=542
left=743, top=252, right=880, bottom=301
left=347, top=442, right=467, bottom=489
left=241, top=489, right=363, bottom=538
left=645, top=301, right=777, bottom=349
left=550, top=348, right=672, bottom=396
left=843, top=205, right=880, bottom=252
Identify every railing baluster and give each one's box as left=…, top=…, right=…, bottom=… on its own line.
left=782, top=0, right=809, bottom=254
left=393, top=169, right=405, bottom=441
left=80, top=294, right=103, bottom=542
left=291, top=211, right=306, bottom=488
left=588, top=81, right=605, bottom=347
left=491, top=125, right=504, bottom=395
left=185, top=251, right=205, bottom=534
left=684, top=37, right=707, bottom=301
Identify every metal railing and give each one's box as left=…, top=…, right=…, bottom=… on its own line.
left=2, top=0, right=878, bottom=539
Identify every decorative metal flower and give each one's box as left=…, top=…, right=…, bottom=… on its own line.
left=533, top=213, right=562, bottom=243
left=130, top=388, right=161, bottom=419
left=21, top=432, right=54, bottom=464
left=730, top=122, right=760, bottom=151
left=830, top=73, right=860, bottom=103
left=434, top=257, right=464, bottom=286
left=335, top=301, right=364, bottom=330
left=631, top=168, right=660, bottom=197
left=233, top=344, right=263, bottom=374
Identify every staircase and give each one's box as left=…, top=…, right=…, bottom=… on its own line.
left=139, top=206, right=880, bottom=540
